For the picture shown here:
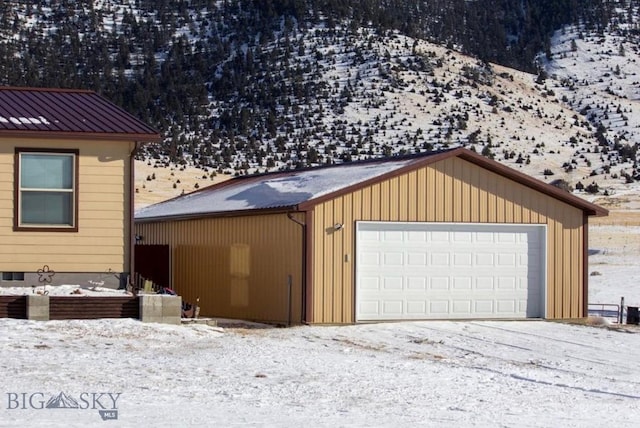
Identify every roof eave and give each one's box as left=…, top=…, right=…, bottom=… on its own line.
left=298, top=147, right=608, bottom=217
left=135, top=205, right=298, bottom=223
left=0, top=130, right=162, bottom=143
left=455, top=149, right=609, bottom=217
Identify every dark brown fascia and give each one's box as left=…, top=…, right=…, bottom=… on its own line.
left=134, top=205, right=298, bottom=224
left=455, top=148, right=608, bottom=217
left=0, top=86, right=95, bottom=94
left=0, top=130, right=161, bottom=143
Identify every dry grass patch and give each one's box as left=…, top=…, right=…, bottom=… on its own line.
left=134, top=160, right=232, bottom=209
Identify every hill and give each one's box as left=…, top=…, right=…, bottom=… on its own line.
left=2, top=1, right=640, bottom=208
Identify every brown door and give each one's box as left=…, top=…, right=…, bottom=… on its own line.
left=134, top=245, right=171, bottom=289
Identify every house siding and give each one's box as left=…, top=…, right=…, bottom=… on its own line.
left=310, top=157, right=585, bottom=324
left=0, top=137, right=132, bottom=275
left=135, top=212, right=304, bottom=324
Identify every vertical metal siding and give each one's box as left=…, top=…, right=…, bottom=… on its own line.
left=136, top=213, right=303, bottom=324
left=310, top=156, right=586, bottom=323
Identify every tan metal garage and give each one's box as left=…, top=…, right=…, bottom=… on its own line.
left=135, top=148, right=607, bottom=324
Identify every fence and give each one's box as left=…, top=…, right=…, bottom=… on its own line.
left=49, top=296, right=139, bottom=320
left=588, top=303, right=621, bottom=323
left=588, top=297, right=639, bottom=325
left=0, top=296, right=27, bottom=319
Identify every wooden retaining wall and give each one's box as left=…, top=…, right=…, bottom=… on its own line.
left=0, top=296, right=27, bottom=319
left=48, top=296, right=140, bottom=320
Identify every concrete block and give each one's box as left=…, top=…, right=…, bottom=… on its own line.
left=27, top=295, right=50, bottom=321
left=139, top=294, right=182, bottom=325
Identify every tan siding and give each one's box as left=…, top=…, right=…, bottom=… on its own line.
left=311, top=156, right=586, bottom=323
left=136, top=213, right=304, bottom=324
left=0, top=137, right=132, bottom=274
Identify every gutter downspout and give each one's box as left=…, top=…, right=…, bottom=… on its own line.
left=287, top=211, right=307, bottom=324
left=129, top=141, right=142, bottom=292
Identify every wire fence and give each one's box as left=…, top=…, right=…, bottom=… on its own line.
left=588, top=297, right=639, bottom=325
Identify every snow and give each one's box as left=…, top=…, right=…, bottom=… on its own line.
left=587, top=224, right=640, bottom=307
left=135, top=156, right=416, bottom=219
left=0, top=284, right=131, bottom=297
left=0, top=318, right=638, bottom=427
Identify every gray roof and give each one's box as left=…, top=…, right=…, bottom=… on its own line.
left=136, top=156, right=421, bottom=220
left=136, top=148, right=608, bottom=222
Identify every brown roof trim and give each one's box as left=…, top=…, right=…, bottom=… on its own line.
left=297, top=147, right=608, bottom=217
left=135, top=206, right=296, bottom=224
left=454, top=148, right=608, bottom=217
left=0, top=86, right=95, bottom=94
left=0, top=129, right=161, bottom=143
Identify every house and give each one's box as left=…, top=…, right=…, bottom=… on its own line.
left=134, top=147, right=608, bottom=324
left=0, top=87, right=161, bottom=289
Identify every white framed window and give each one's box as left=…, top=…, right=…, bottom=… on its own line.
left=15, top=149, right=78, bottom=231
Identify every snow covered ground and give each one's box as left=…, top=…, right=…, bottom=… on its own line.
left=0, top=318, right=638, bottom=427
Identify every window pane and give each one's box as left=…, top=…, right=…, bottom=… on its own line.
left=21, top=154, right=73, bottom=189
left=21, top=191, right=73, bottom=225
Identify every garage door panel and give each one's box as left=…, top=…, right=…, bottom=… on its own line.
left=407, top=300, right=426, bottom=314
left=430, top=277, right=450, bottom=290
left=475, top=300, right=494, bottom=313
left=384, top=252, right=404, bottom=265
left=407, top=277, right=427, bottom=290
left=452, top=300, right=472, bottom=314
left=476, top=277, right=494, bottom=290
left=453, top=231, right=472, bottom=242
left=497, top=253, right=517, bottom=266
left=453, top=277, right=472, bottom=290
left=453, top=252, right=473, bottom=266
left=359, top=301, right=380, bottom=317
left=407, top=252, right=427, bottom=266
left=431, top=253, right=450, bottom=265
left=383, top=277, right=403, bottom=290
left=497, top=300, right=517, bottom=314
left=360, top=251, right=380, bottom=266
left=360, top=276, right=380, bottom=290
left=476, top=253, right=495, bottom=266
left=429, top=300, right=449, bottom=315
left=382, top=300, right=403, bottom=316
left=356, top=222, right=545, bottom=321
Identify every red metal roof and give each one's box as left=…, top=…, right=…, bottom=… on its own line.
left=0, top=87, right=161, bottom=142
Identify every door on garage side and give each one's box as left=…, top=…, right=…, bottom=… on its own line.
left=355, top=222, right=546, bottom=321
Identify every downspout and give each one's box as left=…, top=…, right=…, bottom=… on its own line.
left=128, top=141, right=142, bottom=291
left=582, top=212, right=589, bottom=318
left=287, top=211, right=308, bottom=324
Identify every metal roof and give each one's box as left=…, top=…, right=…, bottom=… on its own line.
left=135, top=148, right=608, bottom=222
left=0, top=86, right=161, bottom=142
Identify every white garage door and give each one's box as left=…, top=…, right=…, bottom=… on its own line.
left=356, top=222, right=546, bottom=321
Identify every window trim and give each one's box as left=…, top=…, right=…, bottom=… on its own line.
left=14, top=148, right=79, bottom=232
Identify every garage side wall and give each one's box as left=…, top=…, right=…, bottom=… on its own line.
left=135, top=213, right=304, bottom=324
left=310, top=157, right=585, bottom=323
